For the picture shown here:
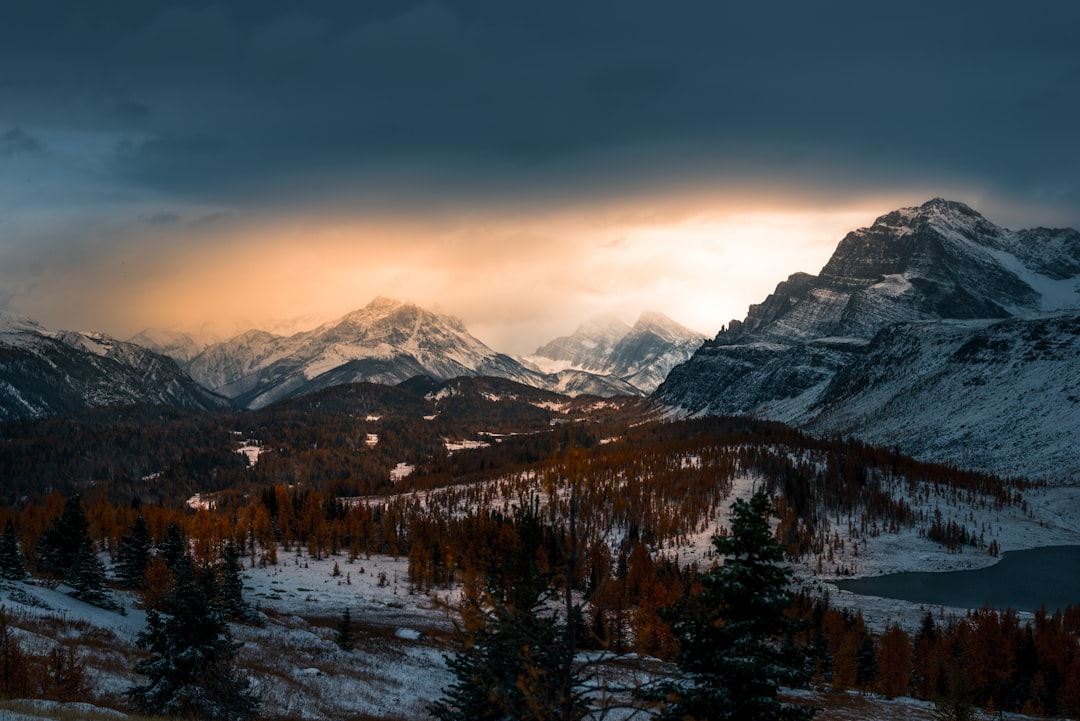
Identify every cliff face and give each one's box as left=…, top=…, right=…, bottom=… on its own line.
left=656, top=199, right=1080, bottom=480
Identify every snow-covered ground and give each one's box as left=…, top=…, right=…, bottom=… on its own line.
left=3, top=447, right=1079, bottom=719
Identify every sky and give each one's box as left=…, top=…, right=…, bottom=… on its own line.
left=1, top=1, right=1078, bottom=354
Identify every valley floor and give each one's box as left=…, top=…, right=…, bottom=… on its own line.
left=3, top=468, right=1080, bottom=719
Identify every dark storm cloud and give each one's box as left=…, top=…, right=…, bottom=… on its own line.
left=0, top=1, right=1078, bottom=221
left=140, top=212, right=181, bottom=226
left=0, top=128, right=44, bottom=157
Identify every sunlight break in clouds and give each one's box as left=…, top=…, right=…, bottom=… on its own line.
left=14, top=195, right=905, bottom=355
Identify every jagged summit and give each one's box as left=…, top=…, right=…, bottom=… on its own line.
left=724, top=198, right=1080, bottom=344
left=533, top=315, right=632, bottom=372
left=528, top=311, right=705, bottom=393
left=657, top=199, right=1080, bottom=480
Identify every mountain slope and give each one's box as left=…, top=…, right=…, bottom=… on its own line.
left=803, top=313, right=1080, bottom=481
left=657, top=199, right=1080, bottom=480
left=527, top=312, right=706, bottom=393
left=0, top=311, right=231, bottom=421
left=182, top=298, right=638, bottom=409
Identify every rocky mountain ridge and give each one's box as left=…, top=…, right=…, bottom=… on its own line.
left=657, top=198, right=1080, bottom=480
left=0, top=310, right=230, bottom=421
left=140, top=298, right=669, bottom=410
left=524, top=311, right=706, bottom=393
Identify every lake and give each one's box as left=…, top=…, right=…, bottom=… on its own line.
left=834, top=545, right=1080, bottom=613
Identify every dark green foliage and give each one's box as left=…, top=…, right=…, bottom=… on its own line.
left=116, top=515, right=152, bottom=588
left=158, top=523, right=187, bottom=571
left=36, top=494, right=89, bottom=576
left=127, top=556, right=258, bottom=721
left=0, top=520, right=26, bottom=581
left=644, top=488, right=814, bottom=721
left=34, top=494, right=113, bottom=606
left=66, top=540, right=113, bottom=608
left=335, top=607, right=355, bottom=652
left=432, top=603, right=567, bottom=721
left=430, top=500, right=587, bottom=721
left=220, top=541, right=261, bottom=625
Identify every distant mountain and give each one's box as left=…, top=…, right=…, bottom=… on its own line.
left=531, top=316, right=632, bottom=372
left=178, top=297, right=639, bottom=409
left=128, top=328, right=207, bottom=364
left=525, top=311, right=706, bottom=393
left=0, top=311, right=231, bottom=421
left=657, top=198, right=1080, bottom=480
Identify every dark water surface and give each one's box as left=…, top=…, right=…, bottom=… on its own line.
left=834, top=545, right=1080, bottom=613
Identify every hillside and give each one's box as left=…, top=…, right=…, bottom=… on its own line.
left=0, top=311, right=231, bottom=422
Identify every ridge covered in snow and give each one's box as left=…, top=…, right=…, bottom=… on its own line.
left=658, top=198, right=1080, bottom=481
left=525, top=311, right=706, bottom=393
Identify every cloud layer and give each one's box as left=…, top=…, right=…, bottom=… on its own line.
left=1, top=1, right=1077, bottom=350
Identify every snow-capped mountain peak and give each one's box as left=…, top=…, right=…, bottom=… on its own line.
left=527, top=311, right=705, bottom=394
left=657, top=198, right=1080, bottom=481
left=0, top=309, right=45, bottom=334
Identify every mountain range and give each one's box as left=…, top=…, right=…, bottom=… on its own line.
left=656, top=198, right=1080, bottom=481
left=0, top=311, right=229, bottom=421
left=1, top=298, right=697, bottom=419
left=3, top=197, right=1078, bottom=482
left=167, top=298, right=704, bottom=408
left=522, top=312, right=706, bottom=393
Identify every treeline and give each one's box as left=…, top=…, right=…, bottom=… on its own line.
left=797, top=594, right=1080, bottom=718
left=0, top=416, right=1032, bottom=591
left=0, top=383, right=632, bottom=505
left=4, top=487, right=1079, bottom=719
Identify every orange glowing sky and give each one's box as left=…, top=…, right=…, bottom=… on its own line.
left=2, top=2, right=1077, bottom=353
left=10, top=188, right=1055, bottom=354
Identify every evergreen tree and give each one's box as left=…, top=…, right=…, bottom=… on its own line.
left=158, top=523, right=187, bottom=571
left=0, top=520, right=26, bottom=581
left=219, top=541, right=260, bottom=625
left=643, top=488, right=814, bottom=721
left=430, top=500, right=587, bottom=721
left=116, top=515, right=152, bottom=589
left=127, top=555, right=259, bottom=721
left=67, top=539, right=114, bottom=608
left=37, top=494, right=90, bottom=577
left=335, top=607, right=355, bottom=652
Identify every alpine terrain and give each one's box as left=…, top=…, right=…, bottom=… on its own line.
left=524, top=311, right=706, bottom=393
left=657, top=198, right=1080, bottom=480
left=0, top=310, right=230, bottom=421
left=178, top=297, right=647, bottom=409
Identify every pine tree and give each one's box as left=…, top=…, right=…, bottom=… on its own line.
left=37, top=494, right=90, bottom=577
left=219, top=541, right=260, bottom=625
left=127, top=555, right=259, bottom=721
left=933, top=667, right=976, bottom=721
left=67, top=539, right=114, bottom=608
left=430, top=500, right=587, bottom=721
left=643, top=488, right=815, bottom=721
left=0, top=520, right=26, bottom=581
left=158, top=523, right=187, bottom=571
left=116, top=515, right=152, bottom=589
left=335, top=607, right=355, bottom=652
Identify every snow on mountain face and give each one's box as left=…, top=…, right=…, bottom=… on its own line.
left=529, top=312, right=706, bottom=394
left=183, top=298, right=547, bottom=409
left=128, top=328, right=208, bottom=364
left=657, top=199, right=1080, bottom=481
left=803, top=313, right=1080, bottom=481
left=532, top=315, right=632, bottom=372
left=0, top=320, right=231, bottom=421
